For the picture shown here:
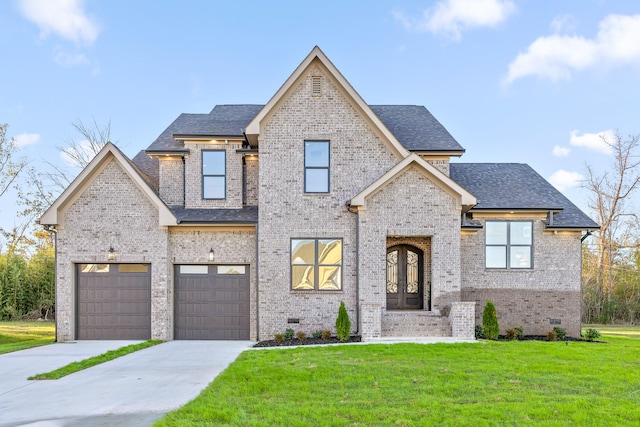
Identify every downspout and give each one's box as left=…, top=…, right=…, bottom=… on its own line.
left=255, top=222, right=260, bottom=340
left=181, top=155, right=186, bottom=207
left=43, top=224, right=58, bottom=342
left=346, top=203, right=360, bottom=335
left=242, top=154, right=247, bottom=206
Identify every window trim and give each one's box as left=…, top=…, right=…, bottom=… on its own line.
left=202, top=150, right=226, bottom=200
left=291, top=238, right=343, bottom=291
left=304, top=141, right=330, bottom=193
left=485, top=220, right=533, bottom=270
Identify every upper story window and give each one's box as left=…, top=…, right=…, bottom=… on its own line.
left=485, top=221, right=533, bottom=269
left=304, top=141, right=329, bottom=193
left=291, top=238, right=342, bottom=290
left=202, top=150, right=226, bottom=199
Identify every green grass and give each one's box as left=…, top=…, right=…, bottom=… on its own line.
left=0, top=321, right=55, bottom=354
left=155, top=327, right=640, bottom=426
left=29, top=339, right=163, bottom=380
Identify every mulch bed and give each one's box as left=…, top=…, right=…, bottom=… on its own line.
left=254, top=335, right=362, bottom=347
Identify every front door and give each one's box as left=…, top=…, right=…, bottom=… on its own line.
left=386, top=245, right=423, bottom=310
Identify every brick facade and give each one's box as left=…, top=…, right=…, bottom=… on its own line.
left=460, top=215, right=583, bottom=337
left=56, top=158, right=171, bottom=341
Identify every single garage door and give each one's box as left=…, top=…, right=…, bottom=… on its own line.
left=175, top=264, right=250, bottom=340
left=77, top=263, right=151, bottom=340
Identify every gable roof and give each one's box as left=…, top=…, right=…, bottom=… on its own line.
left=450, top=163, right=599, bottom=229
left=369, top=105, right=464, bottom=153
left=40, top=142, right=177, bottom=227
left=351, top=153, right=476, bottom=209
left=244, top=46, right=410, bottom=159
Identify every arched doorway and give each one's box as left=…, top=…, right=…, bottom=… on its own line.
left=386, top=244, right=424, bottom=310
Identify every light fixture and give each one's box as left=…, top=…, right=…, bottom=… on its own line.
left=107, top=246, right=116, bottom=261
left=209, top=248, right=215, bottom=262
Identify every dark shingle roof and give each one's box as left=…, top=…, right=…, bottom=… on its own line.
left=169, top=205, right=258, bottom=224
left=370, top=105, right=464, bottom=152
left=145, top=104, right=463, bottom=153
left=146, top=105, right=263, bottom=152
left=131, top=150, right=159, bottom=190
left=450, top=163, right=598, bottom=229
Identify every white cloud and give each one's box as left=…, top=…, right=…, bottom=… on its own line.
left=505, top=14, right=640, bottom=84
left=549, top=170, right=584, bottom=191
left=569, top=129, right=615, bottom=154
left=14, top=133, right=40, bottom=148
left=60, top=140, right=94, bottom=167
left=552, top=145, right=570, bottom=157
left=550, top=14, right=577, bottom=34
left=18, top=0, right=100, bottom=46
left=393, top=0, right=516, bottom=40
left=53, top=49, right=89, bottom=67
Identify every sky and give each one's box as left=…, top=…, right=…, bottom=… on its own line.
left=2, top=0, right=640, bottom=233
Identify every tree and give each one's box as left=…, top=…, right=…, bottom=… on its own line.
left=0, top=123, right=27, bottom=202
left=482, top=300, right=499, bottom=340
left=335, top=301, right=351, bottom=341
left=583, top=132, right=640, bottom=322
left=46, top=117, right=111, bottom=192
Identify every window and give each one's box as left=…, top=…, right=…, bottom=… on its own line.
left=217, top=265, right=246, bottom=275
left=304, top=141, right=329, bottom=193
left=291, top=238, right=342, bottom=290
left=485, top=221, right=532, bottom=269
left=202, top=150, right=226, bottom=199
left=179, top=265, right=209, bottom=274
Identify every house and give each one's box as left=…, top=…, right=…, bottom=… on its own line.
left=40, top=47, right=598, bottom=342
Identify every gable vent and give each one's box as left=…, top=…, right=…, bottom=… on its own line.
left=312, top=76, right=321, bottom=96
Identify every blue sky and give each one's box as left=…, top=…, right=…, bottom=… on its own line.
left=2, top=0, right=640, bottom=233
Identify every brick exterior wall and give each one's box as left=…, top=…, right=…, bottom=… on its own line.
left=184, top=142, right=244, bottom=209
left=245, top=155, right=259, bottom=206
left=460, top=215, right=583, bottom=337
left=56, top=158, right=171, bottom=341
left=450, top=301, right=475, bottom=339
left=256, top=62, right=399, bottom=340
left=358, top=166, right=465, bottom=337
left=159, top=157, right=184, bottom=205
left=168, top=228, right=257, bottom=340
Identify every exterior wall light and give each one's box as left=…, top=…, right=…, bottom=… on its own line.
left=107, top=247, right=116, bottom=261
left=209, top=248, right=215, bottom=262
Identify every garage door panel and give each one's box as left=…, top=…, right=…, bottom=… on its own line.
left=77, top=264, right=151, bottom=340
left=175, top=265, right=250, bottom=340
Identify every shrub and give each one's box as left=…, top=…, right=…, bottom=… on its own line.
left=312, top=330, right=322, bottom=339
left=553, top=327, right=567, bottom=340
left=514, top=326, right=524, bottom=340
left=284, top=328, right=295, bottom=340
left=482, top=300, right=499, bottom=340
left=274, top=333, right=284, bottom=342
left=336, top=301, right=351, bottom=341
left=584, top=328, right=601, bottom=341
left=296, top=331, right=307, bottom=341
left=546, top=330, right=557, bottom=341
left=474, top=325, right=485, bottom=339
left=321, top=330, right=332, bottom=340
left=505, top=328, right=520, bottom=341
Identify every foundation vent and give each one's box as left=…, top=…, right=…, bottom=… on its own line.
left=312, top=76, right=321, bottom=96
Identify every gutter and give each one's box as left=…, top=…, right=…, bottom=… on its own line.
left=42, top=224, right=58, bottom=342
left=346, top=203, right=360, bottom=335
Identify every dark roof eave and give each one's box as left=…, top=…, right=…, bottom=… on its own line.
left=410, top=149, right=466, bottom=156
left=172, top=133, right=245, bottom=139
left=146, top=149, right=189, bottom=155
left=176, top=220, right=257, bottom=225
left=544, top=224, right=600, bottom=231
left=469, top=207, right=565, bottom=212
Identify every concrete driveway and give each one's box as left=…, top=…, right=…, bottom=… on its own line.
left=0, top=340, right=253, bottom=427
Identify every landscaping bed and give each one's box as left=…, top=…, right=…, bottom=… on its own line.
left=254, top=335, right=361, bottom=347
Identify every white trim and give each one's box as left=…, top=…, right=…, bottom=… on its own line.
left=245, top=46, right=410, bottom=159
left=350, top=153, right=476, bottom=208
left=40, top=142, right=177, bottom=227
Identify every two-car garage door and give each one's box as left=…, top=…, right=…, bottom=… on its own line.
left=76, top=263, right=250, bottom=340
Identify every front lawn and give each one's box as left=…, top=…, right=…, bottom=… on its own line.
left=0, top=321, right=55, bottom=354
left=155, top=328, right=640, bottom=426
